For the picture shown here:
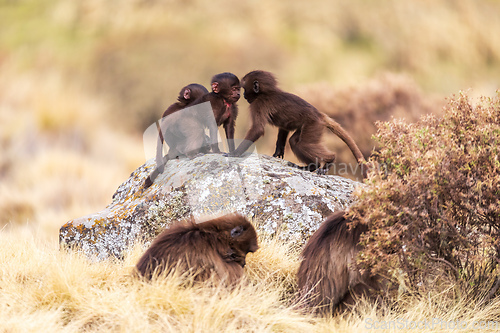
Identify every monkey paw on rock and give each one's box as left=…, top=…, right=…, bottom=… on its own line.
left=272, top=151, right=285, bottom=159
left=143, top=163, right=165, bottom=188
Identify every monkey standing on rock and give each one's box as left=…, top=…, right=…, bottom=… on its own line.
left=136, top=214, right=258, bottom=285
left=190, top=72, right=241, bottom=153
left=144, top=73, right=241, bottom=188
left=228, top=70, right=367, bottom=176
left=144, top=83, right=209, bottom=188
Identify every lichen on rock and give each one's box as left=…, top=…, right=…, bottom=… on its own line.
left=60, top=153, right=362, bottom=260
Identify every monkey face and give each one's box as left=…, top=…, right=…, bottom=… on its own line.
left=241, top=82, right=256, bottom=103
left=211, top=73, right=241, bottom=104
left=241, top=70, right=277, bottom=103
left=228, top=84, right=241, bottom=104
left=229, top=222, right=259, bottom=255
left=216, top=79, right=240, bottom=104
left=225, top=222, right=259, bottom=268
left=241, top=74, right=256, bottom=103
left=221, top=215, right=259, bottom=260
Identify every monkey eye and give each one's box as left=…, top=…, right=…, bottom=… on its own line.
left=230, top=225, right=245, bottom=238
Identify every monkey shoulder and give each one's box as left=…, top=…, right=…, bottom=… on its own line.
left=162, top=103, right=183, bottom=118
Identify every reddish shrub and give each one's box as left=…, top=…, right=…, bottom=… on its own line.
left=349, top=91, right=500, bottom=295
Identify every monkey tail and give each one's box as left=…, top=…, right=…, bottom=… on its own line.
left=155, top=120, right=165, bottom=144
left=323, top=114, right=368, bottom=175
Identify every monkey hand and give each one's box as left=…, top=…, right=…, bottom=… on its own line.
left=223, top=151, right=240, bottom=157
left=272, top=152, right=284, bottom=159
left=316, top=168, right=328, bottom=175
left=273, top=146, right=285, bottom=159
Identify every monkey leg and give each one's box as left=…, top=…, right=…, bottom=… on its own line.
left=273, top=129, right=289, bottom=159
left=289, top=125, right=335, bottom=172
left=316, top=156, right=337, bottom=175
left=144, top=168, right=161, bottom=188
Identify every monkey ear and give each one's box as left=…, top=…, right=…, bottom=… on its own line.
left=183, top=88, right=191, bottom=100
left=211, top=82, right=220, bottom=93
left=230, top=225, right=244, bottom=238
left=253, top=81, right=259, bottom=94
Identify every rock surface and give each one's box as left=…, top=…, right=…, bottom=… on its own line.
left=60, top=153, right=362, bottom=260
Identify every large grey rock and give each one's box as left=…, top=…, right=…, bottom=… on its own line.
left=60, top=153, right=361, bottom=260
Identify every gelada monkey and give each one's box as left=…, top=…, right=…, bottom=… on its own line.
left=144, top=73, right=241, bottom=188
left=144, top=83, right=209, bottom=188
left=136, top=214, right=258, bottom=285
left=192, top=72, right=241, bottom=153
left=228, top=70, right=367, bottom=176
left=165, top=73, right=240, bottom=156
left=297, top=211, right=380, bottom=314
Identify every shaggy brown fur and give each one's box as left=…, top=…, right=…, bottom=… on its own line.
left=136, top=214, right=258, bottom=285
left=297, top=211, right=379, bottom=314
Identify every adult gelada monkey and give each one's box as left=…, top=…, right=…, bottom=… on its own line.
left=135, top=214, right=259, bottom=285
left=228, top=70, right=367, bottom=176
left=297, top=211, right=381, bottom=314
left=144, top=83, right=209, bottom=188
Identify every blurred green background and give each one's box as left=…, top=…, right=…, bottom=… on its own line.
left=1, top=0, right=499, bottom=238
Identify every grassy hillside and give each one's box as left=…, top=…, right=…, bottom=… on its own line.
left=1, top=0, right=500, bottom=331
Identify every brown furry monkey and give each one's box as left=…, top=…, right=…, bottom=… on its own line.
left=144, top=83, right=209, bottom=188
left=162, top=84, right=209, bottom=118
left=136, top=214, right=258, bottom=285
left=144, top=74, right=240, bottom=188
left=191, top=72, right=240, bottom=153
left=228, top=70, right=367, bottom=176
left=297, top=211, right=380, bottom=314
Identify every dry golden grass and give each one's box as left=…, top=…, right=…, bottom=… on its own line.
left=0, top=66, right=144, bottom=238
left=2, top=227, right=500, bottom=332
left=1, top=0, right=500, bottom=331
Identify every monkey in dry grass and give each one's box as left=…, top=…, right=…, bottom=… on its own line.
left=297, top=210, right=381, bottom=314
left=136, top=214, right=258, bottom=285
left=228, top=70, right=367, bottom=176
